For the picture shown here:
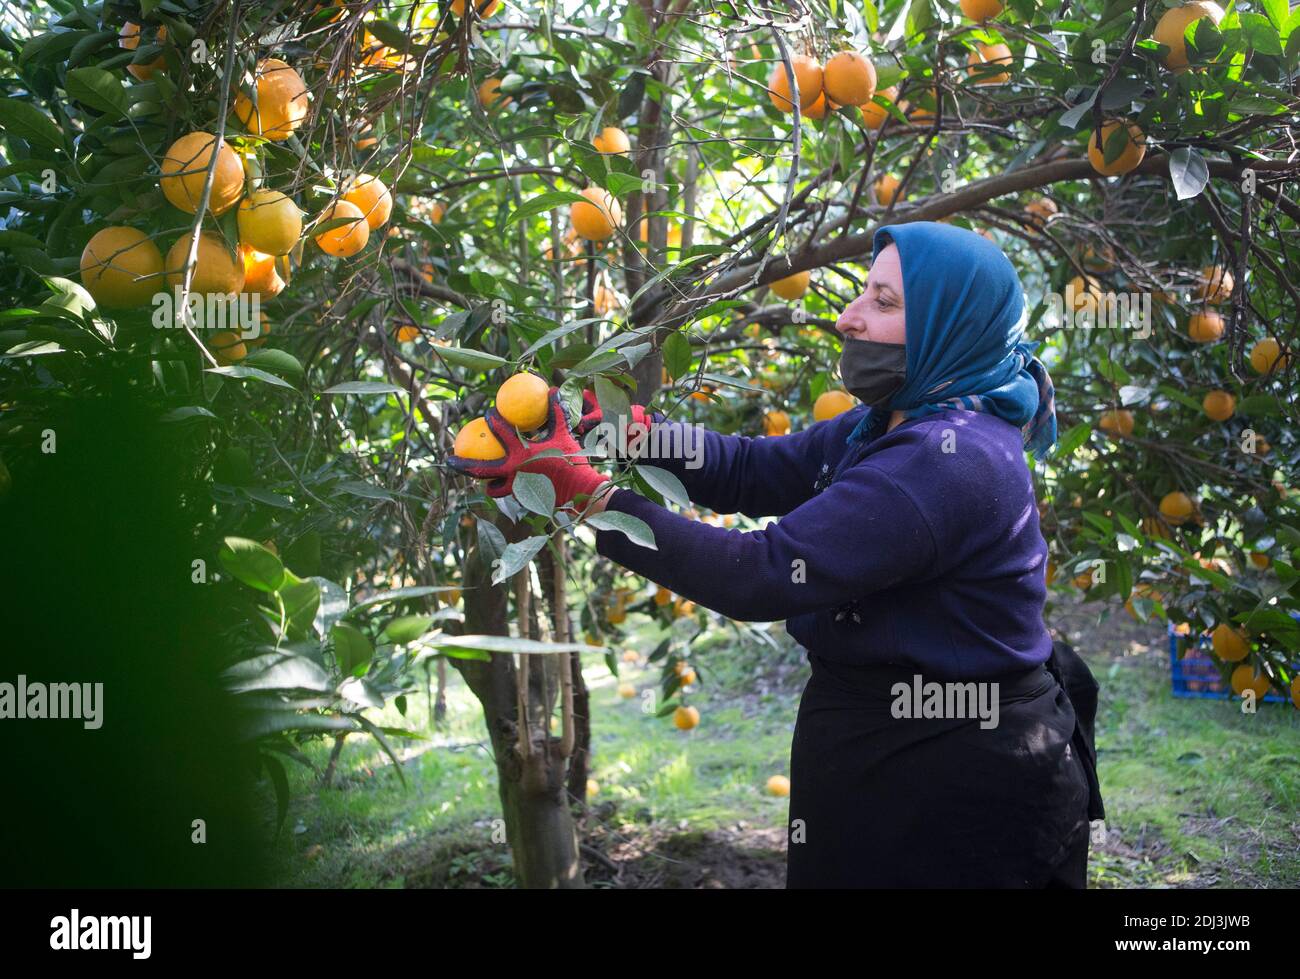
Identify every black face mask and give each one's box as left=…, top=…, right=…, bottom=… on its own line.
left=838, top=336, right=907, bottom=408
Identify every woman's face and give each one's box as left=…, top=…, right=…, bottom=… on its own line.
left=835, top=243, right=906, bottom=345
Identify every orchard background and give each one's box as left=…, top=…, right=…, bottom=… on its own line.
left=0, top=0, right=1297, bottom=888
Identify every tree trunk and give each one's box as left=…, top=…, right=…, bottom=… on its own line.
left=454, top=513, right=587, bottom=889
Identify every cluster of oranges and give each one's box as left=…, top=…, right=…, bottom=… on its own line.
left=451, top=372, right=551, bottom=460
left=78, top=40, right=396, bottom=365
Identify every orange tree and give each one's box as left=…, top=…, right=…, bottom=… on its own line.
left=0, top=0, right=1297, bottom=887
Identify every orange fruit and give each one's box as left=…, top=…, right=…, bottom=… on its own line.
left=240, top=246, right=286, bottom=299
left=1291, top=676, right=1300, bottom=709
left=679, top=668, right=697, bottom=686
left=80, top=227, right=164, bottom=308
left=233, top=59, right=309, bottom=141
left=313, top=200, right=369, bottom=257
left=245, top=313, right=271, bottom=348
left=164, top=231, right=245, bottom=295
left=770, top=270, right=810, bottom=300
left=764, top=410, right=791, bottom=436
left=1141, top=516, right=1170, bottom=539
left=1025, top=198, right=1057, bottom=222
left=1188, top=309, right=1224, bottom=343
left=618, top=682, right=637, bottom=698
left=477, top=77, right=510, bottom=109
left=119, top=22, right=168, bottom=81
left=802, top=91, right=836, bottom=120
left=453, top=417, right=506, bottom=460
left=1153, top=2, right=1226, bottom=71
left=875, top=173, right=901, bottom=206
left=429, top=202, right=445, bottom=224
left=496, top=372, right=550, bottom=430
left=673, top=705, right=700, bottom=730
left=1229, top=665, right=1270, bottom=698
left=766, top=775, right=791, bottom=797
left=159, top=132, right=244, bottom=216
left=767, top=54, right=824, bottom=112
left=1067, top=275, right=1103, bottom=315
left=451, top=0, right=501, bottom=15
left=860, top=86, right=898, bottom=129
left=822, top=51, right=876, bottom=107
left=1073, top=569, right=1095, bottom=590
left=1098, top=409, right=1134, bottom=437
left=814, top=389, right=855, bottom=421
left=395, top=324, right=420, bottom=343
left=592, top=127, right=631, bottom=154
left=570, top=187, right=622, bottom=241
left=1082, top=244, right=1117, bottom=273
left=1248, top=551, right=1270, bottom=569
left=236, top=189, right=302, bottom=256
left=1086, top=121, right=1146, bottom=177
left=673, top=597, right=696, bottom=618
left=1249, top=337, right=1287, bottom=375
left=654, top=586, right=672, bottom=607
left=1158, top=491, right=1194, bottom=526
left=1193, top=265, right=1233, bottom=303
left=342, top=174, right=393, bottom=231
left=208, top=329, right=247, bottom=365
left=1202, top=390, right=1235, bottom=421
left=959, top=0, right=1003, bottom=20
left=966, top=42, right=1012, bottom=84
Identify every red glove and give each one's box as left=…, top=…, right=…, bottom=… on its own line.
left=574, top=389, right=657, bottom=440
left=448, top=387, right=609, bottom=506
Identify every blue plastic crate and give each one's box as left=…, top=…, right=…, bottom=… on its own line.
left=1168, top=623, right=1290, bottom=703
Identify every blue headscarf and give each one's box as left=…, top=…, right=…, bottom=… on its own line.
left=845, top=222, right=1057, bottom=456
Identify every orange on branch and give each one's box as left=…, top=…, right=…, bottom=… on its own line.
left=1230, top=665, right=1271, bottom=699
left=313, top=200, right=369, bottom=257
left=860, top=86, right=897, bottom=129
left=1211, top=624, right=1248, bottom=662
left=814, top=389, right=855, bottom=421
left=80, top=227, right=164, bottom=308
left=1187, top=309, right=1224, bottom=343
left=1158, top=491, right=1194, bottom=526
left=959, top=0, right=1003, bottom=20
left=240, top=246, right=285, bottom=299
left=966, top=42, right=1012, bottom=84
left=208, top=330, right=247, bottom=365
left=673, top=705, right=700, bottom=730
left=1249, top=338, right=1287, bottom=375
left=1086, top=121, right=1146, bottom=177
left=822, top=51, right=876, bottom=106
left=477, top=77, right=511, bottom=109
left=593, top=127, right=631, bottom=154
left=159, top=132, right=244, bottom=216
left=342, top=174, right=393, bottom=231
left=770, top=270, right=810, bottom=300
left=1202, top=390, right=1235, bottom=421
left=119, top=22, right=168, bottom=81
left=1193, top=265, right=1233, bottom=303
left=1098, top=409, right=1134, bottom=437
left=452, top=0, right=501, bottom=16
left=767, top=54, right=824, bottom=112
left=233, top=59, right=309, bottom=141
left=164, top=231, right=245, bottom=295
left=764, top=410, right=791, bottom=436
left=237, top=189, right=302, bottom=256
left=570, top=187, right=622, bottom=241
left=875, top=173, right=901, bottom=206
left=1153, top=2, right=1226, bottom=71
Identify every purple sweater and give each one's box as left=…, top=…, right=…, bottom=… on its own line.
left=594, top=406, right=1053, bottom=681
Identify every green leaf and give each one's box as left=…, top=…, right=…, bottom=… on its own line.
left=1168, top=147, right=1209, bottom=201
left=243, top=348, right=304, bottom=379
left=353, top=585, right=448, bottom=610
left=321, top=380, right=403, bottom=395
left=334, top=479, right=395, bottom=501
left=65, top=67, right=129, bottom=117
left=585, top=510, right=657, bottom=549
left=381, top=614, right=434, bottom=643
left=223, top=651, right=331, bottom=693
left=331, top=621, right=374, bottom=674
left=633, top=465, right=690, bottom=507
left=431, top=346, right=509, bottom=371
left=0, top=99, right=64, bottom=151
left=512, top=470, right=556, bottom=516
left=206, top=365, right=296, bottom=389
left=491, top=535, right=550, bottom=584
left=476, top=517, right=508, bottom=566
left=662, top=331, right=692, bottom=380
left=428, top=634, right=599, bottom=656
left=219, top=537, right=286, bottom=592
left=338, top=676, right=385, bottom=709
left=1053, top=421, right=1092, bottom=458
left=279, top=575, right=321, bottom=640
left=504, top=191, right=590, bottom=229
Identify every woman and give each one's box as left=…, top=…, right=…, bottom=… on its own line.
left=450, top=221, right=1102, bottom=888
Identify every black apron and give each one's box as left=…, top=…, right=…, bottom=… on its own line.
left=786, top=640, right=1102, bottom=888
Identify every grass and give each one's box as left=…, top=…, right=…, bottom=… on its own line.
left=261, top=601, right=1300, bottom=888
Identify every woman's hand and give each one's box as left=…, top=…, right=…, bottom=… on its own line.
left=447, top=387, right=609, bottom=508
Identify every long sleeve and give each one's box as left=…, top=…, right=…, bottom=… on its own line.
left=630, top=408, right=864, bottom=518
left=593, top=457, right=937, bottom=622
